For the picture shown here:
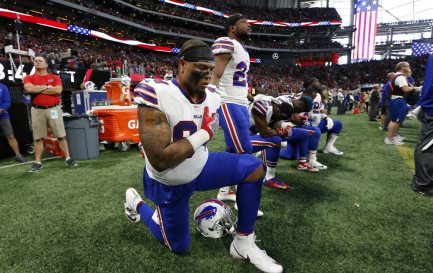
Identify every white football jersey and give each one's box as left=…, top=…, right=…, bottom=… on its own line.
left=276, top=95, right=295, bottom=108
left=134, top=78, right=221, bottom=185
left=212, top=37, right=250, bottom=105
left=248, top=96, right=275, bottom=131
left=309, top=93, right=324, bottom=126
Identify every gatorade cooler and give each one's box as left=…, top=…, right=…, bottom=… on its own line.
left=104, top=78, right=132, bottom=106
left=91, top=105, right=140, bottom=143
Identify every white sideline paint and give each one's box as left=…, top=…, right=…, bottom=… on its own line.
left=0, top=156, right=61, bottom=170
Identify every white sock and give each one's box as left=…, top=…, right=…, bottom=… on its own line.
left=326, top=134, right=339, bottom=147
left=219, top=186, right=230, bottom=194
left=265, top=167, right=276, bottom=180
left=308, top=150, right=317, bottom=162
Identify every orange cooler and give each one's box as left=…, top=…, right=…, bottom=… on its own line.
left=91, top=105, right=140, bottom=143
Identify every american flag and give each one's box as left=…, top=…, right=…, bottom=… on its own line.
left=412, top=41, right=433, bottom=56
left=67, top=25, right=91, bottom=35
left=352, top=0, right=378, bottom=60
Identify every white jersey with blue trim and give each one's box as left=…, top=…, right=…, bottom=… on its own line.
left=308, top=93, right=324, bottom=126
left=212, top=37, right=250, bottom=106
left=248, top=96, right=275, bottom=130
left=133, top=78, right=221, bottom=186
left=276, top=95, right=295, bottom=108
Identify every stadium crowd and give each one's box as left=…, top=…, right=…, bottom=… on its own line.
left=70, top=0, right=341, bottom=24
left=1, top=1, right=343, bottom=50
left=1, top=27, right=428, bottom=98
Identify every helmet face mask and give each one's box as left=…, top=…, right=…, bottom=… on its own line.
left=194, top=200, right=236, bottom=238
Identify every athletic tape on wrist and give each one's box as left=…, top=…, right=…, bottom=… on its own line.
left=187, top=129, right=210, bottom=152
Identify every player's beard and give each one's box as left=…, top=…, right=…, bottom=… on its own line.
left=236, top=31, right=250, bottom=42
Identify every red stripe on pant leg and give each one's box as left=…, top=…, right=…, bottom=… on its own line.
left=156, top=206, right=172, bottom=251
left=251, top=141, right=276, bottom=148
left=221, top=103, right=244, bottom=153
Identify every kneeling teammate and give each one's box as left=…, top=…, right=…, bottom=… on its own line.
left=126, top=40, right=283, bottom=273
left=278, top=94, right=325, bottom=171
left=304, top=78, right=344, bottom=155
left=277, top=95, right=321, bottom=172
left=250, top=95, right=313, bottom=189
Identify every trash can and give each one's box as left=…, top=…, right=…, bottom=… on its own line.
left=63, top=115, right=100, bottom=160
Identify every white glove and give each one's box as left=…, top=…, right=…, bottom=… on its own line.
left=326, top=117, right=334, bottom=130
left=414, top=86, right=422, bottom=92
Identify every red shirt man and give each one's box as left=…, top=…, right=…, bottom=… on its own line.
left=23, top=56, right=77, bottom=172
left=23, top=72, right=62, bottom=107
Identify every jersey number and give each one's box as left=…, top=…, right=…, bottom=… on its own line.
left=173, top=121, right=197, bottom=142
left=233, top=62, right=248, bottom=87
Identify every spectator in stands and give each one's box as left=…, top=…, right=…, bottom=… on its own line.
left=0, top=83, right=26, bottom=162
left=164, top=69, right=174, bottom=80
left=369, top=85, right=381, bottom=121
left=23, top=56, right=77, bottom=172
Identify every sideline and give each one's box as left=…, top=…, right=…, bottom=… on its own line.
left=0, top=156, right=61, bottom=170
left=378, top=119, right=415, bottom=173
left=395, top=145, right=415, bottom=173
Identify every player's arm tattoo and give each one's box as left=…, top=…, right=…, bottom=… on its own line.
left=252, top=109, right=278, bottom=138
left=138, top=106, right=194, bottom=172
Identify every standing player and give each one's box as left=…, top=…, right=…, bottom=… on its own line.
left=126, top=40, right=283, bottom=273
left=208, top=14, right=253, bottom=202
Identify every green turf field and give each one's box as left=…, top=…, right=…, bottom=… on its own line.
left=1, top=113, right=432, bottom=273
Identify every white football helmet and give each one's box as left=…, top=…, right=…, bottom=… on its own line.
left=121, top=75, right=131, bottom=87
left=194, top=199, right=236, bottom=238
left=84, top=81, right=96, bottom=91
